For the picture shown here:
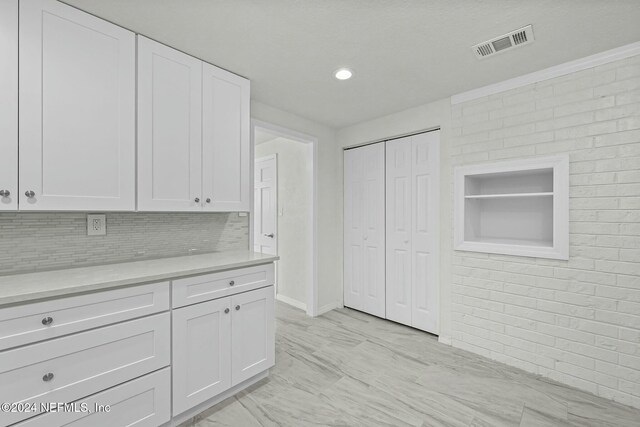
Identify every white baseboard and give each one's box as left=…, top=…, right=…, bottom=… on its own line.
left=276, top=293, right=306, bottom=311
left=317, top=300, right=342, bottom=316
left=438, top=335, right=452, bottom=346
left=452, top=40, right=640, bottom=104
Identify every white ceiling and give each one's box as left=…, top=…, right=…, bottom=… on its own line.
left=63, top=0, right=640, bottom=128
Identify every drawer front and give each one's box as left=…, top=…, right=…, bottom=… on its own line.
left=0, top=282, right=170, bottom=351
left=172, top=263, right=274, bottom=308
left=0, top=313, right=170, bottom=425
left=15, top=368, right=171, bottom=427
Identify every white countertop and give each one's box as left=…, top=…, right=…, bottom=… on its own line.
left=0, top=251, right=279, bottom=307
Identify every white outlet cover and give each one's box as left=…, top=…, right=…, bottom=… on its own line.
left=87, top=214, right=106, bottom=236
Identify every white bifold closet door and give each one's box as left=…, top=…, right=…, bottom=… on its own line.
left=386, top=131, right=440, bottom=334
left=343, top=143, right=386, bottom=318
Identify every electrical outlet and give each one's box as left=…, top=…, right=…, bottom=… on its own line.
left=87, top=214, right=106, bottom=236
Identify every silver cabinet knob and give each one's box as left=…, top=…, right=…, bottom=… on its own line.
left=25, top=190, right=35, bottom=198
left=42, top=373, right=54, bottom=382
left=0, top=190, right=9, bottom=198
left=42, top=317, right=53, bottom=326
left=224, top=308, right=230, bottom=314
left=264, top=233, right=274, bottom=238
left=194, top=197, right=200, bottom=203
left=206, top=198, right=211, bottom=203
left=235, top=305, right=240, bottom=311
left=229, top=280, right=235, bottom=286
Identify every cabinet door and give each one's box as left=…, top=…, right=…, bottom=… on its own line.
left=231, top=286, right=275, bottom=385
left=172, top=298, right=231, bottom=416
left=137, top=36, right=203, bottom=211
left=343, top=144, right=386, bottom=318
left=411, top=131, right=439, bottom=334
left=0, top=0, right=17, bottom=210
left=19, top=0, right=135, bottom=211
left=385, top=137, right=412, bottom=326
left=202, top=63, right=250, bottom=212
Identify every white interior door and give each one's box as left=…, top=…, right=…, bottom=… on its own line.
left=411, top=131, right=440, bottom=333
left=385, top=131, right=440, bottom=334
left=254, top=155, right=278, bottom=255
left=137, top=36, right=202, bottom=211
left=343, top=143, right=386, bottom=317
left=386, top=137, right=412, bottom=325
left=19, top=0, right=136, bottom=211
left=0, top=0, right=17, bottom=210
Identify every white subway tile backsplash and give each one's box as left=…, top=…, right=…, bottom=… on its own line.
left=0, top=212, right=248, bottom=275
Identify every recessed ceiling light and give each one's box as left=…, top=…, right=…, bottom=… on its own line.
left=334, top=68, right=353, bottom=80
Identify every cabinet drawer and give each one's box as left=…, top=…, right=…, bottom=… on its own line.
left=0, top=313, right=170, bottom=425
left=0, top=282, right=169, bottom=351
left=15, top=368, right=171, bottom=427
left=172, top=263, right=274, bottom=308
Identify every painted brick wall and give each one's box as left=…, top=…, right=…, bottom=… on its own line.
left=0, top=212, right=248, bottom=275
left=449, top=55, right=640, bottom=408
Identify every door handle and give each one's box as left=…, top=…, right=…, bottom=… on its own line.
left=264, top=233, right=274, bottom=238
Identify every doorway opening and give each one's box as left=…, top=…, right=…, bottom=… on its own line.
left=251, top=120, right=318, bottom=317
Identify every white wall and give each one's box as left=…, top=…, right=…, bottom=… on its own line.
left=251, top=101, right=341, bottom=313
left=256, top=137, right=312, bottom=307
left=336, top=54, right=640, bottom=408
left=449, top=55, right=640, bottom=408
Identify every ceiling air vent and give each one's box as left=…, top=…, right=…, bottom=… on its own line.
left=472, top=25, right=534, bottom=59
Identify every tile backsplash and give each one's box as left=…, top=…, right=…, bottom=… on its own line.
left=0, top=212, right=249, bottom=275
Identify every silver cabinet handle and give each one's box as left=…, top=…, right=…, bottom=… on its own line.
left=229, top=280, right=235, bottom=286
left=42, top=317, right=53, bottom=326
left=235, top=305, right=240, bottom=311
left=25, top=190, right=35, bottom=198
left=0, top=190, right=9, bottom=198
left=194, top=197, right=200, bottom=203
left=224, top=308, right=230, bottom=314
left=206, top=198, right=211, bottom=203
left=42, top=373, right=54, bottom=382
left=264, top=233, right=274, bottom=238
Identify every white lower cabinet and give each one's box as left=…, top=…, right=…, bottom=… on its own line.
left=15, top=368, right=171, bottom=427
left=172, top=285, right=275, bottom=416
left=0, top=313, right=170, bottom=425
left=0, top=263, right=275, bottom=427
left=172, top=297, right=232, bottom=416
left=230, top=286, right=275, bottom=385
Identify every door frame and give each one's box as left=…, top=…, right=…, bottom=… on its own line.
left=250, top=119, right=319, bottom=317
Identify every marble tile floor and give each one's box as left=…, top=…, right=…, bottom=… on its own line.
left=181, top=302, right=640, bottom=427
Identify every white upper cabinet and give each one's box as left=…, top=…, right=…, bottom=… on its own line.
left=202, top=63, right=250, bottom=212
left=137, top=36, right=203, bottom=212
left=19, top=0, right=136, bottom=211
left=0, top=0, right=18, bottom=210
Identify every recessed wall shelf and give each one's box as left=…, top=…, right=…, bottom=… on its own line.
left=454, top=155, right=569, bottom=260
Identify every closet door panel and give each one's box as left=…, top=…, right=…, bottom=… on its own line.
left=343, top=149, right=364, bottom=311
left=411, top=132, right=440, bottom=333
left=385, top=138, right=412, bottom=325
left=361, top=144, right=386, bottom=318
left=137, top=36, right=202, bottom=211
